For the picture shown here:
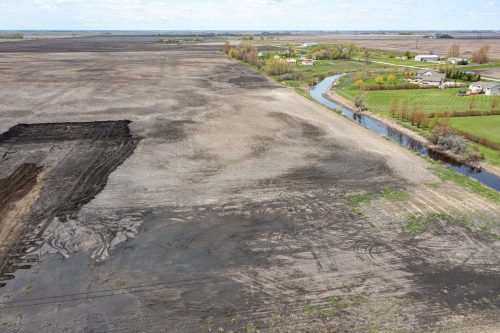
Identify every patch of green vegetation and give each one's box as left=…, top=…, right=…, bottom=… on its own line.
left=349, top=192, right=373, bottom=215
left=21, top=284, right=33, bottom=297
left=0, top=32, right=24, bottom=39
left=428, top=159, right=499, bottom=202
left=379, top=188, right=409, bottom=201
left=424, top=182, right=441, bottom=189
left=404, top=214, right=428, bottom=235
left=337, top=78, right=494, bottom=115
left=350, top=188, right=409, bottom=216
left=450, top=115, right=500, bottom=146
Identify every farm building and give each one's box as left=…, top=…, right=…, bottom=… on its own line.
left=302, top=42, right=318, bottom=47
left=286, top=58, right=297, bottom=64
left=468, top=82, right=500, bottom=96
left=301, top=59, right=314, bottom=66
left=414, top=55, right=440, bottom=62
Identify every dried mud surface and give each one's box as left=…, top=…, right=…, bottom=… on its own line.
left=0, top=37, right=498, bottom=332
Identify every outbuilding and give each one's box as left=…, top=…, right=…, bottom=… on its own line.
left=414, top=55, right=440, bottom=62
left=302, top=42, right=318, bottom=47
left=286, top=58, right=297, bottom=64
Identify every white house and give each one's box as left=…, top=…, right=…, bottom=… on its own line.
left=468, top=82, right=500, bottom=96
left=286, top=58, right=297, bottom=64
left=302, top=42, right=318, bottom=47
left=301, top=59, right=314, bottom=66
left=448, top=57, right=467, bottom=64
left=257, top=52, right=264, bottom=57
left=414, top=55, right=440, bottom=62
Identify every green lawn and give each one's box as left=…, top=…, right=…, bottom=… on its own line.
left=336, top=76, right=494, bottom=116
left=451, top=115, right=500, bottom=145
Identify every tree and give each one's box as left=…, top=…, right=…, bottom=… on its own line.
left=471, top=45, right=490, bottom=64
left=448, top=44, right=460, bottom=58
left=355, top=79, right=365, bottom=89
left=354, top=95, right=367, bottom=112
left=400, top=99, right=408, bottom=120
left=223, top=41, right=231, bottom=54
left=491, top=96, right=499, bottom=111
left=374, top=76, right=385, bottom=85
left=468, top=96, right=476, bottom=111
left=387, top=75, right=397, bottom=84
left=390, top=99, right=399, bottom=118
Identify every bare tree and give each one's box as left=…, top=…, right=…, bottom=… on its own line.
left=471, top=45, right=490, bottom=64
left=468, top=96, right=476, bottom=111
left=491, top=95, right=499, bottom=111
left=448, top=44, right=460, bottom=58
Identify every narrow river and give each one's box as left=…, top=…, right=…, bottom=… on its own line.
left=310, top=74, right=500, bottom=191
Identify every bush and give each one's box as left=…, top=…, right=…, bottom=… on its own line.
left=432, top=132, right=468, bottom=154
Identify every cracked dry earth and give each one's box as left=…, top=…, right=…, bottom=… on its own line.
left=0, top=37, right=498, bottom=332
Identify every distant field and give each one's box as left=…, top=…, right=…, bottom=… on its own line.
left=266, top=33, right=500, bottom=60
left=451, top=115, right=500, bottom=145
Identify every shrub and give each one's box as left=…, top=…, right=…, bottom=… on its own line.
left=387, top=75, right=397, bottom=84
left=355, top=79, right=365, bottom=89
left=374, top=76, right=385, bottom=85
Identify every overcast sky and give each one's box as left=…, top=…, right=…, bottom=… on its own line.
left=0, top=0, right=499, bottom=30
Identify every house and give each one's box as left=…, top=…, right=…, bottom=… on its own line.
left=286, top=58, right=297, bottom=64
left=300, top=55, right=307, bottom=61
left=273, top=55, right=280, bottom=59
left=414, top=54, right=440, bottom=62
left=468, top=82, right=500, bottom=96
left=302, top=42, right=318, bottom=47
left=301, top=59, right=314, bottom=66
left=448, top=57, right=467, bottom=64
left=257, top=52, right=264, bottom=57
left=414, top=69, right=446, bottom=86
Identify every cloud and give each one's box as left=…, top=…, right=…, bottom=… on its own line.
left=0, top=0, right=498, bottom=30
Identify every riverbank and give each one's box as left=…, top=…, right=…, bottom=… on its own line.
left=326, top=87, right=500, bottom=179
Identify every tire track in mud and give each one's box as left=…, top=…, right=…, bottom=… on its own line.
left=0, top=120, right=140, bottom=287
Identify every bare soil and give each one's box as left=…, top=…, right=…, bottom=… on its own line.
left=0, top=37, right=498, bottom=332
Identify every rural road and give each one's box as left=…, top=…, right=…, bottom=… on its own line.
left=0, top=36, right=498, bottom=332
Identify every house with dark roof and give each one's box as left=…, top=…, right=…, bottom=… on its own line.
left=414, top=70, right=446, bottom=86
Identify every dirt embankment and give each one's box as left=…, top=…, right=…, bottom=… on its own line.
left=0, top=120, right=140, bottom=284
left=0, top=164, right=42, bottom=283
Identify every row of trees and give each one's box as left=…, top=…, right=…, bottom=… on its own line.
left=442, top=67, right=481, bottom=82
left=308, top=44, right=357, bottom=60
left=224, top=41, right=263, bottom=68
left=389, top=99, right=429, bottom=128
left=224, top=41, right=295, bottom=76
